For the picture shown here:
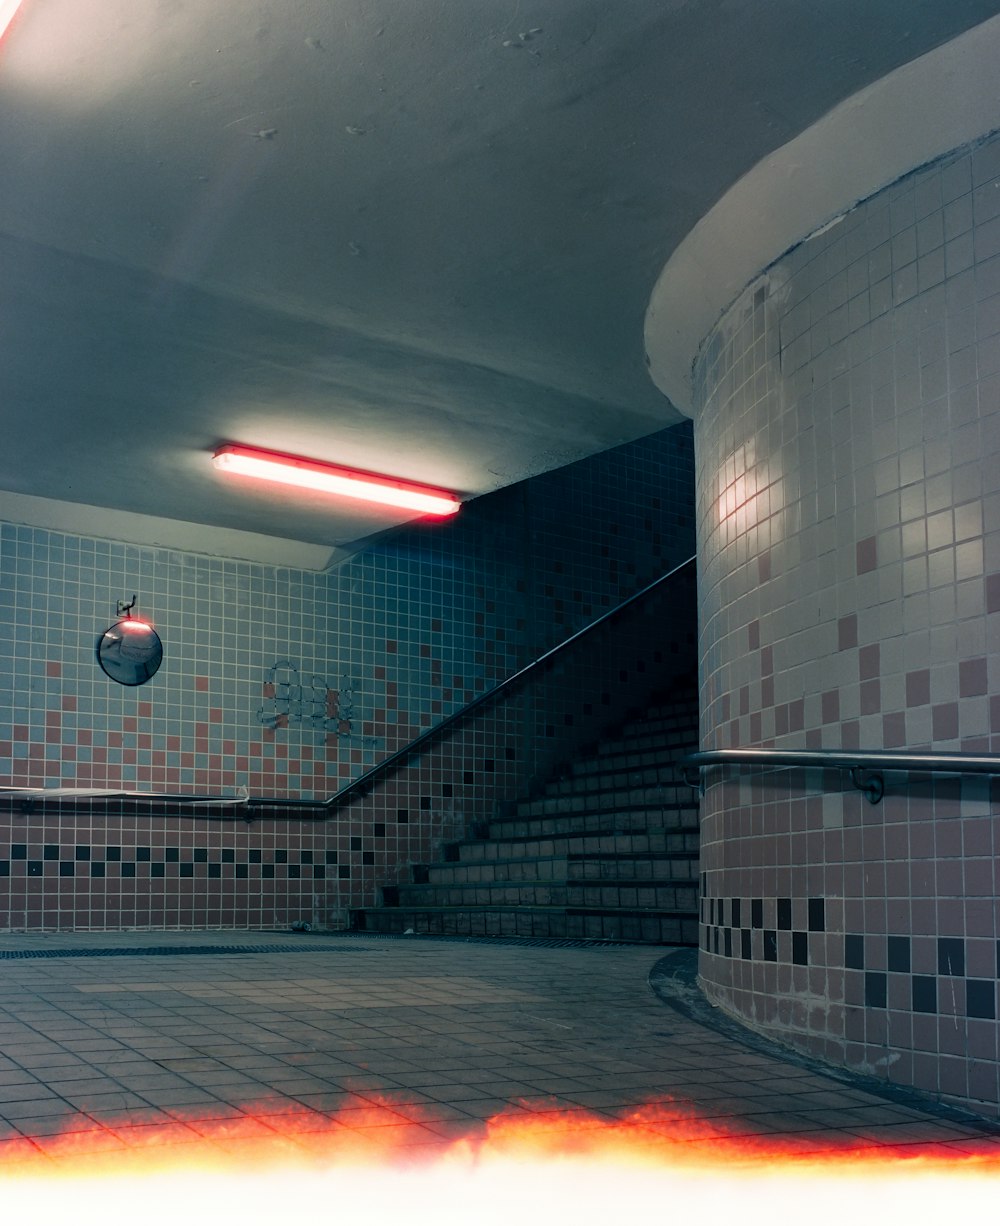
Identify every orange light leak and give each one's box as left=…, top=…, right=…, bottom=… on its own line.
left=0, top=0, right=22, bottom=43
left=2, top=1099, right=997, bottom=1224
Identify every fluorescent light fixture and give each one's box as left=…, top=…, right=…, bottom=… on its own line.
left=213, top=445, right=462, bottom=517
left=0, top=0, right=22, bottom=41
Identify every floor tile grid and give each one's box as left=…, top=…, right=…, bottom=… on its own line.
left=0, top=935, right=994, bottom=1166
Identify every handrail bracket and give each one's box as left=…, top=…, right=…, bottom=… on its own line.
left=849, top=767, right=884, bottom=805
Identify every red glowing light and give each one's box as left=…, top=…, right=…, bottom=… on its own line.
left=213, top=445, right=462, bottom=517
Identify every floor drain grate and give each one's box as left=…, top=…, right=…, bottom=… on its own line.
left=0, top=934, right=646, bottom=958
left=336, top=932, right=635, bottom=949
left=0, top=944, right=364, bottom=959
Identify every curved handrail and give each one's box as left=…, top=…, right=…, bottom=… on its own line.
left=1, top=555, right=697, bottom=820
left=682, top=747, right=1000, bottom=804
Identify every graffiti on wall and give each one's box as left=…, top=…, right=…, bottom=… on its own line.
left=258, top=661, right=355, bottom=736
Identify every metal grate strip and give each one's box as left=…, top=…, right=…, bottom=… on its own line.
left=0, top=933, right=638, bottom=959
left=334, top=932, right=634, bottom=949
left=0, top=944, right=361, bottom=959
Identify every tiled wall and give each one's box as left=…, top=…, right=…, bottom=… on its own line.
left=692, top=132, right=1000, bottom=1116
left=0, top=423, right=695, bottom=932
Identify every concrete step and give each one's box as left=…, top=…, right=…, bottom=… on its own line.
left=642, top=706, right=700, bottom=720
left=448, top=828, right=699, bottom=863
left=509, top=785, right=693, bottom=816
left=423, top=850, right=700, bottom=885
left=390, top=879, right=698, bottom=911
left=486, top=803, right=699, bottom=840
left=597, top=727, right=699, bottom=756
left=538, top=764, right=692, bottom=797
left=351, top=904, right=700, bottom=945
left=618, top=712, right=699, bottom=737
left=623, top=693, right=698, bottom=721
left=564, top=745, right=695, bottom=782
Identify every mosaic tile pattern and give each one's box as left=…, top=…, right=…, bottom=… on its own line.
left=0, top=425, right=695, bottom=930
left=691, top=131, right=1000, bottom=1115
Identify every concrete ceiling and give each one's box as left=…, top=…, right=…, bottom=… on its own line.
left=2, top=0, right=998, bottom=567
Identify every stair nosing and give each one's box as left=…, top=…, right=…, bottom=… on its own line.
left=397, top=879, right=700, bottom=893
left=431, top=849, right=701, bottom=866
left=499, top=802, right=699, bottom=819
left=450, top=830, right=699, bottom=849
left=357, top=903, right=701, bottom=918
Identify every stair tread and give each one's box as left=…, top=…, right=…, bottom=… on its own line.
left=430, top=850, right=700, bottom=866
left=502, top=801, right=699, bottom=817
left=399, top=879, right=698, bottom=892
left=520, top=787, right=696, bottom=797
left=542, top=772, right=694, bottom=785
left=562, top=762, right=694, bottom=778
left=452, top=830, right=698, bottom=847
left=426, top=877, right=695, bottom=892
left=357, top=903, right=698, bottom=916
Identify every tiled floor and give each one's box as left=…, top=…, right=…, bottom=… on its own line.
left=0, top=930, right=995, bottom=1172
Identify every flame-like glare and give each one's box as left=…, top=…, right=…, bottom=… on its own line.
left=1, top=1100, right=997, bottom=1225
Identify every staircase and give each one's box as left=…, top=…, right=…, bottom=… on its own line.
left=352, top=688, right=701, bottom=944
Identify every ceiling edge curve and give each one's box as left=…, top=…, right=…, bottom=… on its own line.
left=644, top=13, right=1000, bottom=416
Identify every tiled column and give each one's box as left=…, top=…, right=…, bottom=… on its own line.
left=691, top=135, right=1000, bottom=1117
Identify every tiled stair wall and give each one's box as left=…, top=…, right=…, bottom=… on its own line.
left=352, top=688, right=700, bottom=943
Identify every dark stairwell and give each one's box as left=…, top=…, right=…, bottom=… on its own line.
left=352, top=684, right=700, bottom=943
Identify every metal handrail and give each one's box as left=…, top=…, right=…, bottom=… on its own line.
left=311, top=552, right=696, bottom=812
left=1, top=555, right=697, bottom=820
left=682, top=747, right=1000, bottom=804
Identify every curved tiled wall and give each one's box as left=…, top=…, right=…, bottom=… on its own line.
left=691, top=135, right=1000, bottom=1116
